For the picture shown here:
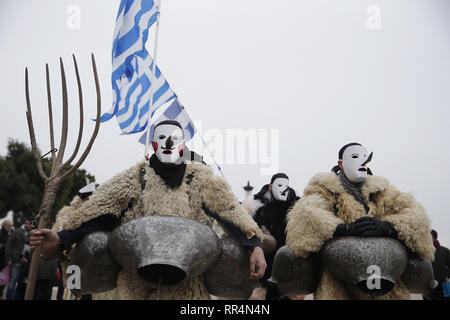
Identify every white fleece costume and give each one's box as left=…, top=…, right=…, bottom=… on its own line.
left=61, top=161, right=263, bottom=300
left=286, top=172, right=435, bottom=300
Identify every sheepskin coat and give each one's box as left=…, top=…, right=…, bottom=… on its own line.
left=53, top=195, right=83, bottom=233
left=286, top=172, right=435, bottom=300
left=62, top=160, right=263, bottom=300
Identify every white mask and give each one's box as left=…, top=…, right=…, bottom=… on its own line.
left=271, top=178, right=290, bottom=201
left=341, top=145, right=372, bottom=183
left=151, top=124, right=185, bottom=164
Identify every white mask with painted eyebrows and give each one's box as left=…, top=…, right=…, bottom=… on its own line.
left=271, top=178, right=290, bottom=201
left=341, top=145, right=371, bottom=183
left=151, top=124, right=185, bottom=164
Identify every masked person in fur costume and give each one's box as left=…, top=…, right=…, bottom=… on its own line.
left=30, top=120, right=266, bottom=300
left=245, top=174, right=299, bottom=300
left=285, top=142, right=435, bottom=300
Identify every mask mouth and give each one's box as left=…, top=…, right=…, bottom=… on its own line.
left=162, top=150, right=172, bottom=155
left=358, top=168, right=367, bottom=172
left=281, top=187, right=289, bottom=196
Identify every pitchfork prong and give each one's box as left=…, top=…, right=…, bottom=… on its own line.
left=60, top=53, right=101, bottom=181
left=45, top=63, right=57, bottom=164
left=60, top=54, right=84, bottom=172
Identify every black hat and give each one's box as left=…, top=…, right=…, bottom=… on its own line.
left=338, top=142, right=362, bottom=160
left=270, top=173, right=289, bottom=184
left=153, top=120, right=183, bottom=131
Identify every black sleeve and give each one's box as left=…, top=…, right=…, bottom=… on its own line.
left=202, top=204, right=262, bottom=249
left=253, top=207, right=264, bottom=227
left=57, top=214, right=120, bottom=251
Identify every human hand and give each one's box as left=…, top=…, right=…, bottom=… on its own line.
left=30, top=228, right=61, bottom=258
left=333, top=217, right=381, bottom=238
left=356, top=217, right=397, bottom=238
left=249, top=246, right=267, bottom=279
left=333, top=221, right=361, bottom=237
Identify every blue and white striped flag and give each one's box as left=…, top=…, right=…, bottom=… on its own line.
left=100, top=0, right=176, bottom=134
left=138, top=99, right=196, bottom=144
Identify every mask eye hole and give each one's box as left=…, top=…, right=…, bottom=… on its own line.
left=172, top=136, right=179, bottom=141
left=159, top=135, right=166, bottom=139
left=278, top=184, right=282, bottom=187
left=351, top=154, right=358, bottom=159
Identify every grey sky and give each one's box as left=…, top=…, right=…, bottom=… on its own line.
left=1, top=0, right=449, bottom=244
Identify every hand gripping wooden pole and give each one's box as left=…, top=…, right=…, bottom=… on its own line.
left=24, top=54, right=101, bottom=300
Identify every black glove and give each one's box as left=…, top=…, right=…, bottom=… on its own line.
left=333, top=217, right=396, bottom=238
left=354, top=217, right=398, bottom=238
left=333, top=221, right=362, bottom=238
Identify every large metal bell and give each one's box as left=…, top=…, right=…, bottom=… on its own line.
left=204, top=236, right=258, bottom=299
left=69, top=231, right=120, bottom=296
left=269, top=245, right=321, bottom=296
left=108, top=215, right=222, bottom=288
left=401, top=256, right=436, bottom=295
left=320, top=237, right=409, bottom=296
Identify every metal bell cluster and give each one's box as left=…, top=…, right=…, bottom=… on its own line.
left=271, top=237, right=435, bottom=297
left=69, top=215, right=257, bottom=298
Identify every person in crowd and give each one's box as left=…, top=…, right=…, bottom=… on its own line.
left=30, top=120, right=266, bottom=300
left=0, top=220, right=13, bottom=299
left=285, top=142, right=435, bottom=299
left=14, top=218, right=59, bottom=300
left=246, top=173, right=299, bottom=300
left=425, top=230, right=450, bottom=300
left=5, top=218, right=33, bottom=300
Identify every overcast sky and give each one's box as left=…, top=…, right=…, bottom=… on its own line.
left=1, top=0, right=449, bottom=245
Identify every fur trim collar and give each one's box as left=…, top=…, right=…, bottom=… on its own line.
left=361, top=175, right=389, bottom=195
left=241, top=198, right=264, bottom=216
left=309, top=172, right=390, bottom=195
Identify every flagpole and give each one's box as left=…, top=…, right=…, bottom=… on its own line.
left=197, top=128, right=226, bottom=178
left=179, top=100, right=226, bottom=179
left=144, top=0, right=162, bottom=158
left=138, top=0, right=225, bottom=179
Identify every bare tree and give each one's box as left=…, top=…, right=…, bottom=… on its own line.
left=24, top=54, right=101, bottom=300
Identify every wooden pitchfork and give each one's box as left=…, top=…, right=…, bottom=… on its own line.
left=24, top=54, right=101, bottom=300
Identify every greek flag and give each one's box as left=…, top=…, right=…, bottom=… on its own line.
left=138, top=99, right=196, bottom=144
left=100, top=0, right=176, bottom=134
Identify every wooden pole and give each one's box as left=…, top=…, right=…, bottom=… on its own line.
left=144, top=0, right=163, bottom=158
